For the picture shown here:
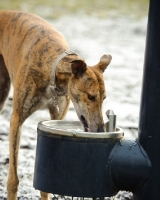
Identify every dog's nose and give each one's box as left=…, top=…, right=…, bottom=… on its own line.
left=97, top=124, right=105, bottom=132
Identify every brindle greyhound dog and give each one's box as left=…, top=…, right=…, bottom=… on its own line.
left=0, top=10, right=112, bottom=200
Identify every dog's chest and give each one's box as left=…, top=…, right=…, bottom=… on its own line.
left=39, top=96, right=55, bottom=110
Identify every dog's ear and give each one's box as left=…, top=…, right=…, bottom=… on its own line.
left=96, top=54, right=112, bottom=73
left=71, top=60, right=87, bottom=78
left=57, top=57, right=87, bottom=78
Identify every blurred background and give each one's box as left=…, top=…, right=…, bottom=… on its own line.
left=0, top=0, right=148, bottom=19
left=0, top=0, right=149, bottom=199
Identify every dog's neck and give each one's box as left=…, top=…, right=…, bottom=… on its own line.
left=49, top=50, right=78, bottom=108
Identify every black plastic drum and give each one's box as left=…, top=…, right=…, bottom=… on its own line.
left=33, top=120, right=124, bottom=197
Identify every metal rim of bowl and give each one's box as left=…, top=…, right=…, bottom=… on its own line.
left=38, top=120, right=124, bottom=139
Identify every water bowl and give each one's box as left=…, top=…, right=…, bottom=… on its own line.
left=33, top=120, right=124, bottom=197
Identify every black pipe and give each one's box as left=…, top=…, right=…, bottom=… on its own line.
left=133, top=0, right=160, bottom=199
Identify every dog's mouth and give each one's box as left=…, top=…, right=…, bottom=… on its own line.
left=80, top=115, right=89, bottom=132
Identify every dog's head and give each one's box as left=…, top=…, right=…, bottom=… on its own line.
left=57, top=54, right=112, bottom=132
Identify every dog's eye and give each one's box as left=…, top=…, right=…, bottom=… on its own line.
left=88, top=94, right=96, bottom=102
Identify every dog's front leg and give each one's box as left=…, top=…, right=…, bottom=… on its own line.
left=7, top=112, right=22, bottom=200
left=7, top=87, right=42, bottom=199
left=41, top=191, right=50, bottom=200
